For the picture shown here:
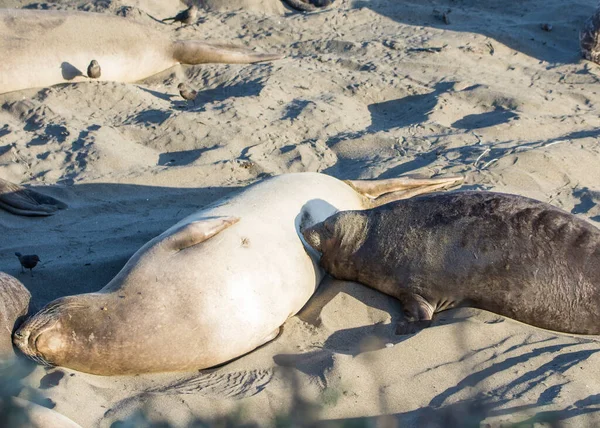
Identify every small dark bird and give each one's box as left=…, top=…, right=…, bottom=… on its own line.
left=15, top=252, right=40, bottom=276
left=162, top=5, right=198, bottom=27
left=178, top=82, right=198, bottom=107
left=87, top=60, right=101, bottom=79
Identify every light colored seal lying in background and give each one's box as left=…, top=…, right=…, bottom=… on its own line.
left=0, top=9, right=282, bottom=94
left=303, top=191, right=600, bottom=335
left=0, top=178, right=67, bottom=216
left=13, top=172, right=462, bottom=375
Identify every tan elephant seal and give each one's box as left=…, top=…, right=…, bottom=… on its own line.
left=0, top=9, right=282, bottom=94
left=0, top=178, right=67, bottom=216
left=302, top=191, right=600, bottom=335
left=14, top=172, right=462, bottom=375
left=0, top=272, right=30, bottom=361
left=0, top=275, right=81, bottom=428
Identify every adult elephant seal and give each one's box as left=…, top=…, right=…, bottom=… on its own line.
left=0, top=178, right=67, bottom=216
left=0, top=9, right=282, bottom=94
left=302, top=191, right=600, bottom=335
left=0, top=275, right=81, bottom=428
left=0, top=272, right=31, bottom=361
left=13, top=173, right=462, bottom=375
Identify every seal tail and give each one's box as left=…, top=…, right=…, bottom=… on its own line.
left=0, top=178, right=67, bottom=216
left=172, top=41, right=284, bottom=65
left=345, top=175, right=464, bottom=208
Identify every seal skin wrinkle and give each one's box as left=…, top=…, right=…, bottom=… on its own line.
left=13, top=173, right=462, bottom=375
left=0, top=9, right=283, bottom=94
left=302, top=191, right=600, bottom=336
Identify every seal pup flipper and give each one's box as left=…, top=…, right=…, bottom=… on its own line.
left=165, top=216, right=240, bottom=251
left=0, top=178, right=67, bottom=216
left=172, top=41, right=283, bottom=65
left=345, top=175, right=463, bottom=207
left=395, top=292, right=435, bottom=335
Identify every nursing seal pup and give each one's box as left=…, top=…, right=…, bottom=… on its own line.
left=13, top=173, right=462, bottom=375
left=303, top=191, right=600, bottom=335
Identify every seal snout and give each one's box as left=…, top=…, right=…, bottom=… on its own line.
left=302, top=223, right=327, bottom=252
left=13, top=324, right=36, bottom=358
left=12, top=314, right=60, bottom=366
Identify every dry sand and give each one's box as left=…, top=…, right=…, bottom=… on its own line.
left=1, top=0, right=600, bottom=426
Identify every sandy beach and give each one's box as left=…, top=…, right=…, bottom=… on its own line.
left=1, top=0, right=600, bottom=426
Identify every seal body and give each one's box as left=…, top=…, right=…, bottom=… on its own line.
left=13, top=173, right=461, bottom=375
left=0, top=9, right=281, bottom=94
left=0, top=272, right=30, bottom=360
left=581, top=6, right=600, bottom=64
left=303, top=191, right=600, bottom=335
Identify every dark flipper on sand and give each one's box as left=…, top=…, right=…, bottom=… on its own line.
left=282, top=0, right=334, bottom=12
left=0, top=178, right=67, bottom=216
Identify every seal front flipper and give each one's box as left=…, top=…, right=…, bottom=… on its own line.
left=0, top=178, right=67, bottom=216
left=164, top=216, right=240, bottom=251
left=395, top=293, right=434, bottom=335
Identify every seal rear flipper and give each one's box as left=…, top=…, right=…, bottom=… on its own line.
left=395, top=292, right=435, bottom=335
left=344, top=175, right=464, bottom=208
left=165, top=216, right=240, bottom=251
left=0, top=178, right=67, bottom=216
left=172, top=41, right=283, bottom=65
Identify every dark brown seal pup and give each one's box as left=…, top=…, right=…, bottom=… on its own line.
left=302, top=191, right=600, bottom=335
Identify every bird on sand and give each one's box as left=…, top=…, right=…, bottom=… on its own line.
left=87, top=60, right=101, bottom=79
left=162, top=5, right=198, bottom=27
left=178, top=82, right=198, bottom=107
left=15, top=252, right=40, bottom=276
